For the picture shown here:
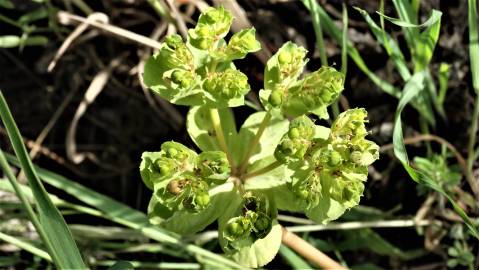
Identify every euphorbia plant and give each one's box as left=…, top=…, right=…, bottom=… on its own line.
left=141, top=6, right=379, bottom=267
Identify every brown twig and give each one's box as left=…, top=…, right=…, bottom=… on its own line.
left=380, top=134, right=479, bottom=200
left=281, top=226, right=347, bottom=270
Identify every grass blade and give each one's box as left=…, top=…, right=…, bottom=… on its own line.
left=0, top=91, right=86, bottom=269
left=341, top=3, right=348, bottom=75
left=306, top=0, right=327, bottom=66
left=467, top=0, right=479, bottom=172
left=0, top=231, right=51, bottom=261
left=392, top=73, right=479, bottom=239
left=3, top=154, right=247, bottom=269
left=279, top=245, right=312, bottom=269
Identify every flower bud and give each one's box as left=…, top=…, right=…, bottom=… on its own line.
left=268, top=90, right=283, bottom=107
left=225, top=28, right=261, bottom=60
left=197, top=151, right=230, bottom=183
left=328, top=151, right=342, bottom=167
left=278, top=50, right=292, bottom=64
left=288, top=127, right=300, bottom=139
left=194, top=192, right=210, bottom=208
left=203, top=70, right=250, bottom=100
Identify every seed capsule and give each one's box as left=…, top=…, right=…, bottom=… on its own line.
left=278, top=51, right=292, bottom=64
left=167, top=180, right=183, bottom=195
left=269, top=91, right=283, bottom=107
left=328, top=151, right=342, bottom=167
left=288, top=127, right=300, bottom=139
left=194, top=193, right=210, bottom=207
left=228, top=222, right=244, bottom=236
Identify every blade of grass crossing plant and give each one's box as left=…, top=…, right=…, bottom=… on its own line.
left=377, top=9, right=441, bottom=29
left=391, top=0, right=419, bottom=51
left=355, top=6, right=411, bottom=80
left=4, top=154, right=247, bottom=269
left=279, top=245, right=312, bottom=269
left=468, top=0, right=479, bottom=172
left=307, top=0, right=327, bottom=66
left=415, top=11, right=442, bottom=71
left=341, top=3, right=348, bottom=75
left=0, top=92, right=86, bottom=269
left=392, top=74, right=479, bottom=239
left=0, top=231, right=51, bottom=261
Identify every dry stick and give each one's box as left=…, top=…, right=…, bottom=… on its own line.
left=57, top=11, right=162, bottom=49
left=48, top=13, right=108, bottom=71
left=281, top=226, right=347, bottom=270
left=380, top=133, right=479, bottom=200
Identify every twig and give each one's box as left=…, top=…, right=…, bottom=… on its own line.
left=48, top=13, right=108, bottom=71
left=381, top=133, right=479, bottom=199
left=281, top=226, right=346, bottom=270
left=57, top=11, right=162, bottom=49
left=284, top=219, right=436, bottom=232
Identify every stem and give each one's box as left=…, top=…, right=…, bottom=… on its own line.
left=308, top=0, right=328, bottom=66
left=243, top=160, right=281, bottom=180
left=209, top=108, right=235, bottom=169
left=238, top=111, right=272, bottom=174
left=281, top=226, right=346, bottom=270
left=468, top=98, right=479, bottom=172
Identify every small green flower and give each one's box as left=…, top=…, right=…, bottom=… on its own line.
left=188, top=6, right=233, bottom=51
left=203, top=69, right=250, bottom=100
left=196, top=151, right=231, bottom=183
left=224, top=28, right=261, bottom=60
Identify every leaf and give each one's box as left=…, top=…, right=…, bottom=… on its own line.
left=392, top=73, right=479, bottom=239
left=278, top=245, right=312, bottom=269
left=305, top=195, right=354, bottom=224
left=376, top=9, right=442, bottom=28
left=186, top=106, right=237, bottom=152
left=0, top=0, right=13, bottom=9
left=233, top=112, right=288, bottom=165
left=161, top=182, right=236, bottom=234
left=221, top=221, right=282, bottom=268
left=469, top=0, right=479, bottom=94
left=0, top=92, right=86, bottom=269
left=354, top=7, right=411, bottom=81
left=244, top=156, right=290, bottom=190
left=18, top=7, right=49, bottom=23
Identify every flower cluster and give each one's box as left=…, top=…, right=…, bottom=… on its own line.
left=143, top=7, right=260, bottom=108
left=221, top=193, right=274, bottom=252
left=141, top=6, right=379, bottom=268
left=284, top=109, right=379, bottom=210
left=140, top=142, right=230, bottom=213
left=261, top=42, right=345, bottom=118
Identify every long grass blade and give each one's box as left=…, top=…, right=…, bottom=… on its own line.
left=467, top=0, right=479, bottom=172
left=306, top=0, right=327, bottom=66
left=0, top=91, right=86, bottom=269
left=392, top=73, right=479, bottom=239
left=0, top=231, right=51, bottom=261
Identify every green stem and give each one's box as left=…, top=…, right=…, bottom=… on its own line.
left=209, top=108, right=235, bottom=170
left=238, top=111, right=272, bottom=174
left=243, top=161, right=282, bottom=180
left=308, top=0, right=328, bottom=66
left=468, top=98, right=479, bottom=171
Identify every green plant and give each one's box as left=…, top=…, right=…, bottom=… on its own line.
left=140, top=6, right=379, bottom=267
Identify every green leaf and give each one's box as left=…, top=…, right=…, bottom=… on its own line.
left=0, top=0, right=14, bottom=9
left=305, top=194, right=355, bottom=224
left=230, top=222, right=282, bottom=268
left=222, top=28, right=261, bottom=61
left=376, top=9, right=442, bottom=28
left=186, top=106, right=237, bottom=152
left=279, top=245, right=312, bottom=269
left=233, top=112, right=289, bottom=165
left=18, top=7, right=49, bottom=24
left=244, top=156, right=290, bottom=190
left=0, top=92, right=86, bottom=269
left=354, top=7, right=411, bottom=81
left=392, top=73, right=479, bottom=239
left=161, top=182, right=236, bottom=234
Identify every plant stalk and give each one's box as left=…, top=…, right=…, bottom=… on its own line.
left=281, top=226, right=346, bottom=270
left=209, top=108, right=235, bottom=170
left=238, top=111, right=272, bottom=174
left=243, top=160, right=281, bottom=180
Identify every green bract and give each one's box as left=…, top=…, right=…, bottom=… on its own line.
left=140, top=6, right=379, bottom=268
